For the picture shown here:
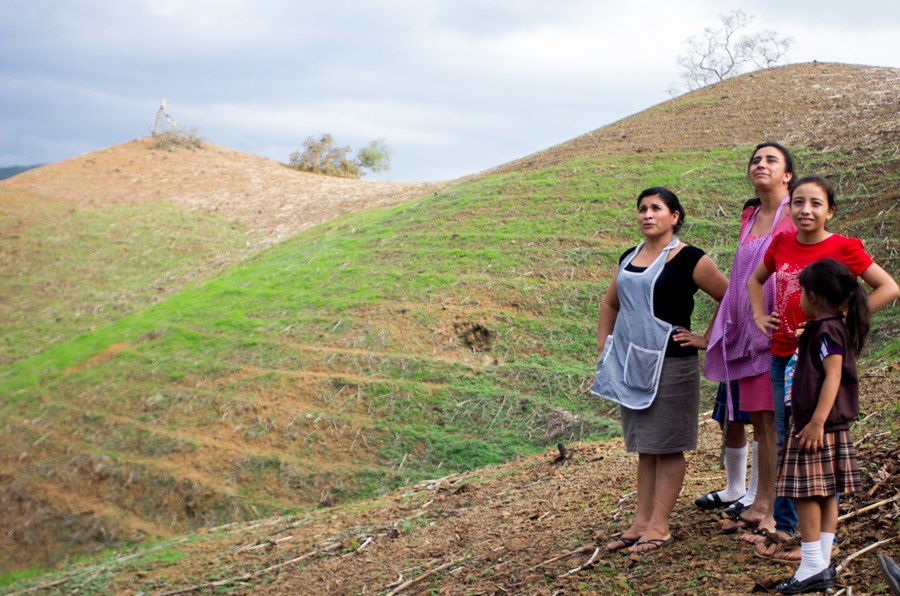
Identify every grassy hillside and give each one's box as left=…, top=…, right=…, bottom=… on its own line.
left=2, top=137, right=898, bottom=574
left=1, top=63, right=898, bottom=582
left=3, top=372, right=894, bottom=594
left=0, top=138, right=442, bottom=367
left=0, top=196, right=250, bottom=364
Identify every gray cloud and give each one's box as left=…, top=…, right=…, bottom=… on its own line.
left=1, top=0, right=897, bottom=181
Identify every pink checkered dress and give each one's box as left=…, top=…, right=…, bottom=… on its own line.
left=704, top=198, right=790, bottom=418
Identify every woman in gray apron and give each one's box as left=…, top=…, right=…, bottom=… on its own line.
left=594, top=187, right=728, bottom=553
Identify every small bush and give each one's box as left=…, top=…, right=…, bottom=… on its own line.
left=289, top=134, right=360, bottom=179
left=289, top=134, right=393, bottom=179
left=357, top=139, right=392, bottom=174
left=151, top=128, right=204, bottom=152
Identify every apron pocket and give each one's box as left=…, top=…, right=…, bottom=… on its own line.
left=624, top=343, right=662, bottom=391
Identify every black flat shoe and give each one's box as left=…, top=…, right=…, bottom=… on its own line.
left=721, top=500, right=751, bottom=519
left=877, top=554, right=900, bottom=596
left=694, top=492, right=741, bottom=510
left=774, top=567, right=835, bottom=594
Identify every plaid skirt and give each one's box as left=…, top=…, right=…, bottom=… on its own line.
left=776, top=428, right=862, bottom=498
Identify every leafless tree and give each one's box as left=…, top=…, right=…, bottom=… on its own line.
left=670, top=10, right=794, bottom=95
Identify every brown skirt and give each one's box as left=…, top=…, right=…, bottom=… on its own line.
left=620, top=356, right=699, bottom=454
left=776, top=428, right=862, bottom=498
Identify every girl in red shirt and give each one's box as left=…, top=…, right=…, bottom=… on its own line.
left=748, top=175, right=899, bottom=562
left=749, top=175, right=897, bottom=359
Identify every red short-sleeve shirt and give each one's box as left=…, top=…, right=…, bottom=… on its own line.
left=762, top=232, right=873, bottom=356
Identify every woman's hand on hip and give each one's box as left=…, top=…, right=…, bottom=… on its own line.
left=672, top=327, right=707, bottom=349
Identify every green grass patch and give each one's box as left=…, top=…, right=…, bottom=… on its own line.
left=1, top=144, right=897, bottom=568
left=0, top=566, right=53, bottom=587
left=0, top=198, right=249, bottom=365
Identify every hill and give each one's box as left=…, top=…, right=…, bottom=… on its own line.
left=0, top=138, right=444, bottom=365
left=4, top=138, right=444, bottom=244
left=484, top=62, right=900, bottom=173
left=1, top=62, right=898, bottom=592
left=7, top=371, right=895, bottom=594
left=0, top=166, right=41, bottom=181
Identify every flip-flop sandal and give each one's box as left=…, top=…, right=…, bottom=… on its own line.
left=718, top=515, right=759, bottom=535
left=772, top=545, right=803, bottom=563
left=629, top=537, right=674, bottom=553
left=770, top=536, right=803, bottom=563
left=738, top=527, right=769, bottom=545
left=606, top=534, right=639, bottom=552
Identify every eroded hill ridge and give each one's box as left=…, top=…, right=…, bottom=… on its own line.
left=484, top=62, right=900, bottom=175
left=3, top=139, right=446, bottom=246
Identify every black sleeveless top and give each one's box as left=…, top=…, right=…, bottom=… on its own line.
left=619, top=245, right=705, bottom=357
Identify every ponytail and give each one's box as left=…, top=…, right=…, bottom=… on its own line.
left=843, top=283, right=870, bottom=356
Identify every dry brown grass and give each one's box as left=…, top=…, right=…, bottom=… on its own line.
left=2, top=137, right=447, bottom=247
left=479, top=62, right=899, bottom=178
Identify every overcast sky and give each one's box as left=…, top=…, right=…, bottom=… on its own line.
left=1, top=1, right=898, bottom=181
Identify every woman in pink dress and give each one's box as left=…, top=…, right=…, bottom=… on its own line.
left=700, top=143, right=796, bottom=540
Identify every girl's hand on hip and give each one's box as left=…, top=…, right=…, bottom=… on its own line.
left=753, top=311, right=780, bottom=336
left=797, top=421, right=824, bottom=453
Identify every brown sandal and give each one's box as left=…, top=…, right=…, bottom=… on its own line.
left=739, top=527, right=769, bottom=545
left=719, top=514, right=759, bottom=534
left=772, top=537, right=802, bottom=563
left=753, top=530, right=792, bottom=559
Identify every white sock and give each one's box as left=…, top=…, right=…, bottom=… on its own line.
left=820, top=532, right=835, bottom=567
left=795, top=541, right=825, bottom=582
left=738, top=441, right=758, bottom=505
left=715, top=444, right=748, bottom=501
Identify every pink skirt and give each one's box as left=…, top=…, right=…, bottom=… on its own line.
left=737, top=371, right=774, bottom=412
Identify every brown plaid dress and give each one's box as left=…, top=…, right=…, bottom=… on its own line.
left=776, top=428, right=862, bottom=498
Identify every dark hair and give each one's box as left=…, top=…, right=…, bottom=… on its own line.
left=790, top=174, right=837, bottom=212
left=799, top=259, right=870, bottom=355
left=743, top=142, right=797, bottom=210
left=637, top=187, right=686, bottom=234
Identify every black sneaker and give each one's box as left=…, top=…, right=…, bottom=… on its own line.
left=774, top=568, right=834, bottom=594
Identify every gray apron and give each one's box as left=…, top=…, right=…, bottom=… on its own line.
left=591, top=236, right=680, bottom=410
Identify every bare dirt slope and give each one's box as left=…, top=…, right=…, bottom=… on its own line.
left=480, top=62, right=900, bottom=176
left=3, top=138, right=447, bottom=246
left=29, top=367, right=899, bottom=595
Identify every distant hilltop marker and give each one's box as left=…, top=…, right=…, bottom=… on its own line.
left=153, top=96, right=177, bottom=135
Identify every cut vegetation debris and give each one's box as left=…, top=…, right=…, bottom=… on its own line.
left=0, top=62, right=898, bottom=593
